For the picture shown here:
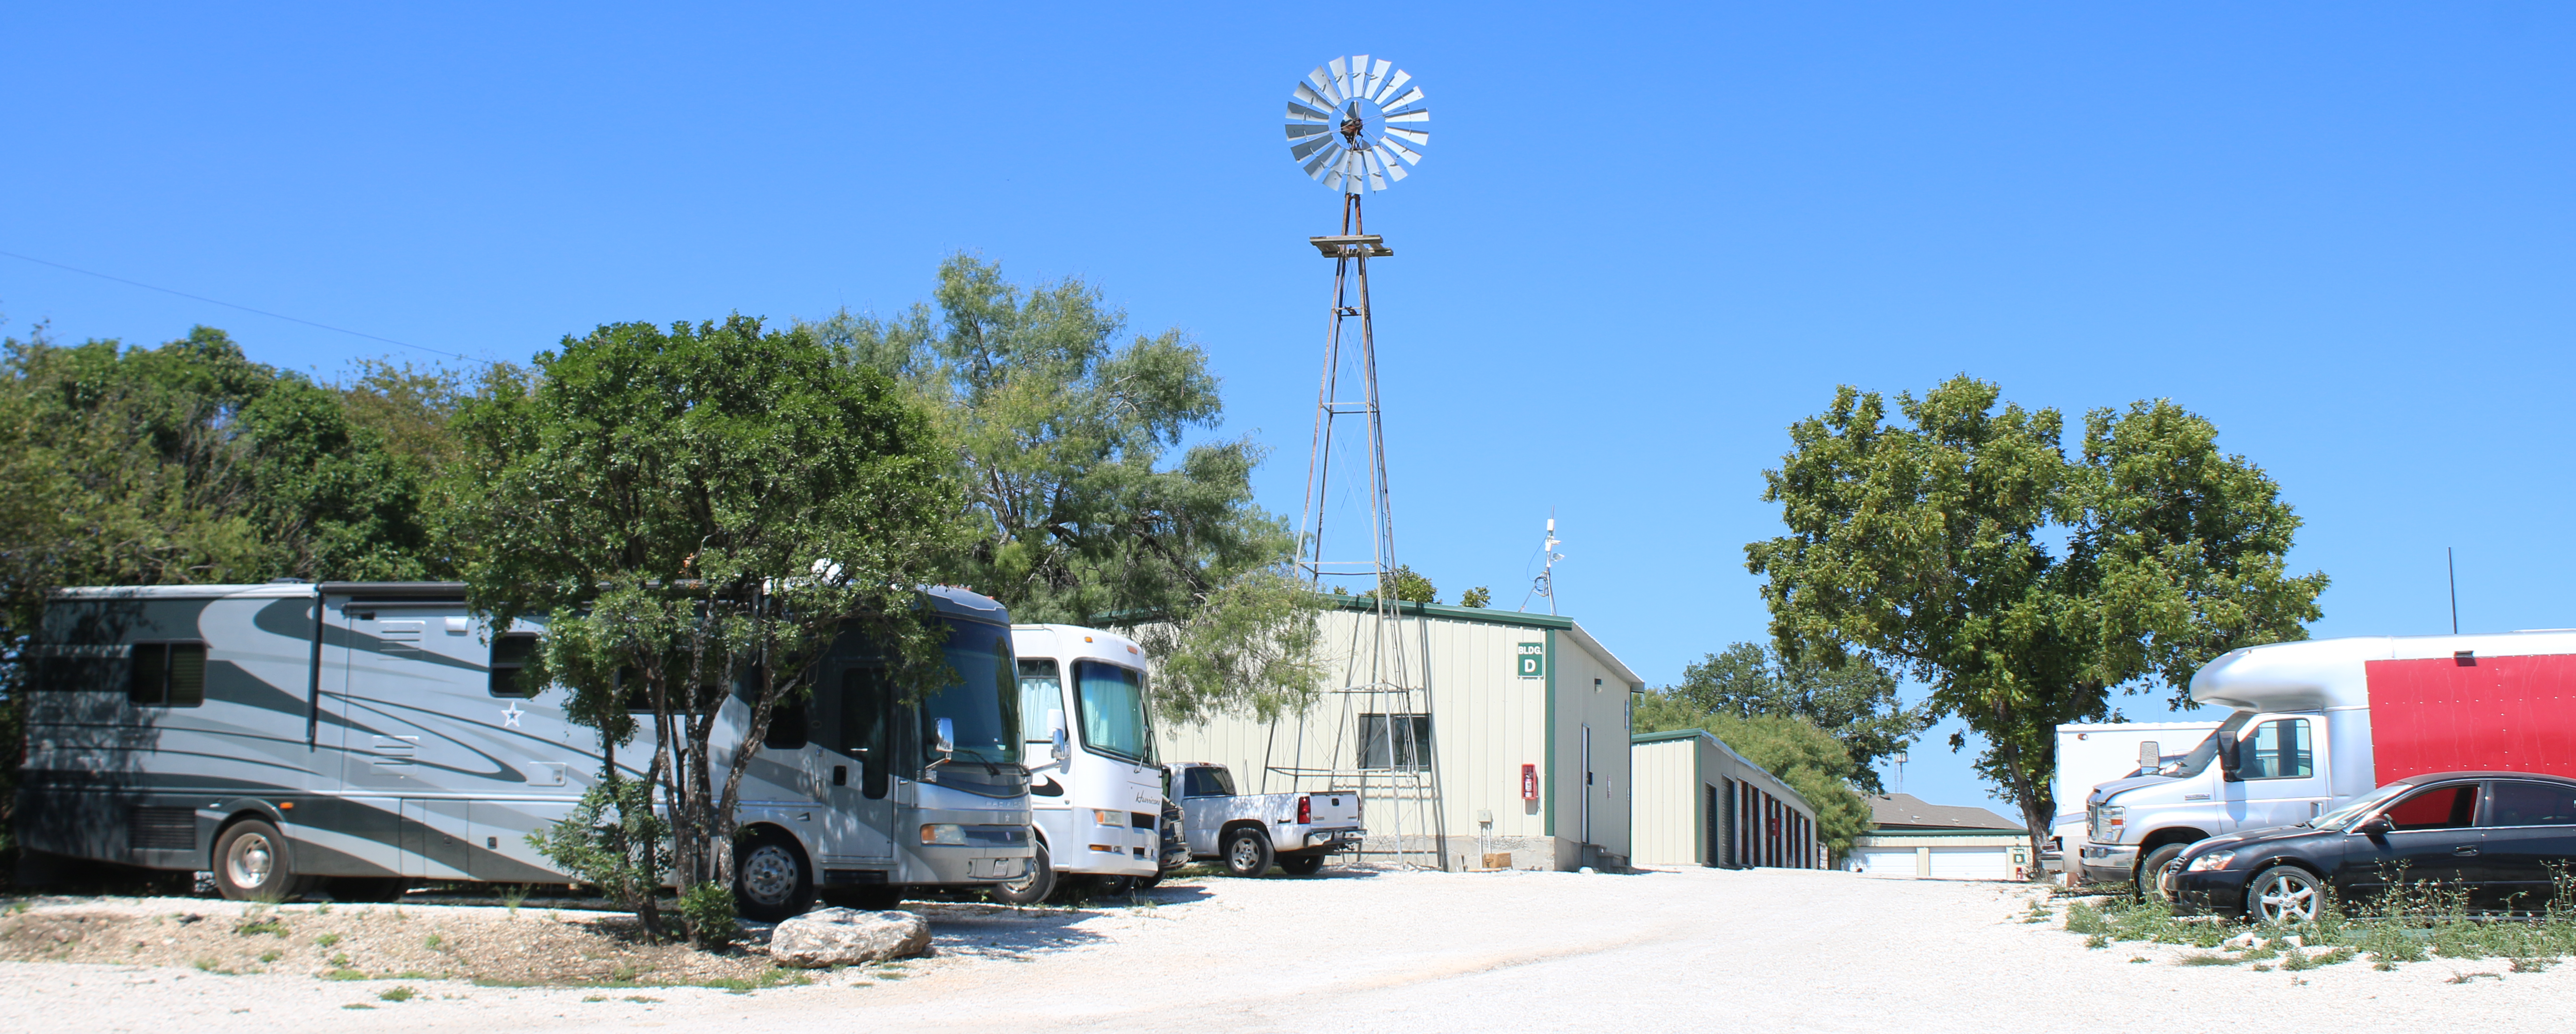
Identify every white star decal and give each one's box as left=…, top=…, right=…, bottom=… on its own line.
left=500, top=701, right=524, bottom=729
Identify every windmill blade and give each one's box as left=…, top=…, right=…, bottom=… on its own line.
left=1381, top=86, right=1427, bottom=113
left=1308, top=67, right=1344, bottom=106
left=1377, top=137, right=1424, bottom=164
left=1373, top=69, right=1412, bottom=105
left=1288, top=96, right=1331, bottom=122
left=1384, top=126, right=1430, bottom=148
left=1369, top=59, right=1392, bottom=100
left=1383, top=155, right=1410, bottom=182
left=1351, top=55, right=1374, bottom=100
left=1288, top=123, right=1331, bottom=143
left=1289, top=133, right=1336, bottom=160
left=1303, top=142, right=1346, bottom=179
left=1364, top=150, right=1390, bottom=192
left=1293, top=84, right=1334, bottom=114
left=1385, top=108, right=1430, bottom=124
left=1327, top=57, right=1349, bottom=99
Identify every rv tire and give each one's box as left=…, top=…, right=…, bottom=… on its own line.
left=212, top=819, right=312, bottom=902
left=1277, top=852, right=1325, bottom=876
left=989, top=840, right=1054, bottom=905
left=733, top=827, right=816, bottom=922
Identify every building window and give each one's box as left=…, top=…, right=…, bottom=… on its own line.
left=1358, top=713, right=1431, bottom=770
left=129, top=642, right=206, bottom=707
left=488, top=633, right=539, bottom=697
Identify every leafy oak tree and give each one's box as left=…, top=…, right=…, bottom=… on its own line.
left=1665, top=642, right=1927, bottom=794
left=803, top=256, right=1323, bottom=722
left=1744, top=376, right=2326, bottom=874
left=452, top=315, right=965, bottom=942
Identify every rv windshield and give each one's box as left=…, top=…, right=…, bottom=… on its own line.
left=919, top=620, right=1022, bottom=767
left=1073, top=661, right=1151, bottom=763
left=2164, top=711, right=2254, bottom=778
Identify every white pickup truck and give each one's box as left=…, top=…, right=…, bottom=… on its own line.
left=1172, top=762, right=1363, bottom=876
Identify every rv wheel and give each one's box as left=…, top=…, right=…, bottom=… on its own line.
left=990, top=841, right=1055, bottom=905
left=213, top=820, right=313, bottom=902
left=733, top=827, right=816, bottom=922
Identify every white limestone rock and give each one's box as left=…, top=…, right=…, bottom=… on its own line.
left=767, top=907, right=932, bottom=968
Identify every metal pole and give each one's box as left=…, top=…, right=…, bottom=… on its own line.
left=2448, top=547, right=2459, bottom=635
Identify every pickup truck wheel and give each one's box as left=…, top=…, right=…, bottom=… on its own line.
left=1278, top=853, right=1325, bottom=876
left=990, top=841, right=1055, bottom=905
left=2136, top=844, right=2187, bottom=900
left=2247, top=865, right=2323, bottom=925
left=1223, top=828, right=1274, bottom=877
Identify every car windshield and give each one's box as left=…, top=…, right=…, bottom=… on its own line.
left=1074, top=660, right=1152, bottom=763
left=2313, top=782, right=2416, bottom=831
left=2163, top=711, right=2254, bottom=778
left=919, top=619, right=1021, bottom=766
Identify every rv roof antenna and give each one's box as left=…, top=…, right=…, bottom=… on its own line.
left=1531, top=515, right=1565, bottom=616
left=2448, top=547, right=2459, bottom=635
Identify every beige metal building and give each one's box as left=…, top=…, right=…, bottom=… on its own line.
left=1629, top=729, right=1822, bottom=869
left=1848, top=793, right=2030, bottom=880
left=1154, top=597, right=1642, bottom=872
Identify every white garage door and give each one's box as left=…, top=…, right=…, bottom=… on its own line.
left=1855, top=849, right=1918, bottom=877
left=1926, top=845, right=2010, bottom=881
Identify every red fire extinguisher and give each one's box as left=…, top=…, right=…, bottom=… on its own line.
left=1520, top=764, right=1538, bottom=801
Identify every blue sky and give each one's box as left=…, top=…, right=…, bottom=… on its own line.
left=8, top=4, right=2575, bottom=817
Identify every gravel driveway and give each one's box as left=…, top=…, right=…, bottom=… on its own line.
left=3, top=866, right=2567, bottom=1032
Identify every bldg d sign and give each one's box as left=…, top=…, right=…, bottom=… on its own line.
left=1516, top=642, right=1545, bottom=679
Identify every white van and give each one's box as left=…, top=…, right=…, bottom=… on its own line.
left=990, top=624, right=1164, bottom=902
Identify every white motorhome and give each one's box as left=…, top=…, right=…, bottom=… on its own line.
left=16, top=581, right=1034, bottom=918
left=2050, top=721, right=2220, bottom=872
left=2079, top=630, right=2576, bottom=895
left=992, top=624, right=1164, bottom=902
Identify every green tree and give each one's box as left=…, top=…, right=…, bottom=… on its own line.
left=451, top=315, right=965, bottom=942
left=1633, top=691, right=1874, bottom=858
left=1744, top=376, right=2326, bottom=873
left=1457, top=586, right=1491, bottom=609
left=1666, top=642, right=1927, bottom=794
left=803, top=256, right=1324, bottom=720
left=1361, top=564, right=1437, bottom=604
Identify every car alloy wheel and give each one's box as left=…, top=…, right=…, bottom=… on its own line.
left=2249, top=865, right=2322, bottom=925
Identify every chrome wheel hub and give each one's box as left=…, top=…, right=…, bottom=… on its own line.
left=225, top=832, right=274, bottom=889
left=740, top=845, right=798, bottom=905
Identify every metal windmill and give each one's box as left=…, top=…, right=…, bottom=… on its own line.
left=1267, top=55, right=1448, bottom=868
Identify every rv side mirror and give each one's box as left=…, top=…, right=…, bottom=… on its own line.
left=2137, top=741, right=2161, bottom=771
left=935, top=716, right=956, bottom=756
left=1046, top=709, right=1069, bottom=761
left=2217, top=735, right=2243, bottom=782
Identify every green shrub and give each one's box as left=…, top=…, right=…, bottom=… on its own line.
left=674, top=882, right=740, bottom=948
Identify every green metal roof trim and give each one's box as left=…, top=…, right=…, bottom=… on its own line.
left=1313, top=593, right=1574, bottom=630
left=1629, top=729, right=1708, bottom=745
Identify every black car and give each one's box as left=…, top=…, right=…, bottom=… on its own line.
left=2165, top=771, right=2576, bottom=923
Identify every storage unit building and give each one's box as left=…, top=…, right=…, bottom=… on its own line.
left=1630, top=729, right=1821, bottom=869
left=1848, top=794, right=2029, bottom=880
left=1155, top=597, right=1642, bottom=872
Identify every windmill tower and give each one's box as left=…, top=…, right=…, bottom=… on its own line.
left=1271, top=55, right=1447, bottom=868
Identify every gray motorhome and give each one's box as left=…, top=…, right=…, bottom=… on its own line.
left=16, top=581, right=1033, bottom=918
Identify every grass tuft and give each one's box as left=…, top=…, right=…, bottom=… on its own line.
left=378, top=986, right=417, bottom=1002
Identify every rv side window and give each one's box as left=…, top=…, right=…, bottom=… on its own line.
left=757, top=667, right=809, bottom=750
left=128, top=642, right=206, bottom=708
left=488, top=633, right=539, bottom=697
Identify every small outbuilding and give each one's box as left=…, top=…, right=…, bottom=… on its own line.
left=1628, top=729, right=1821, bottom=869
left=1155, top=597, right=1642, bottom=872
left=1848, top=793, right=2029, bottom=880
